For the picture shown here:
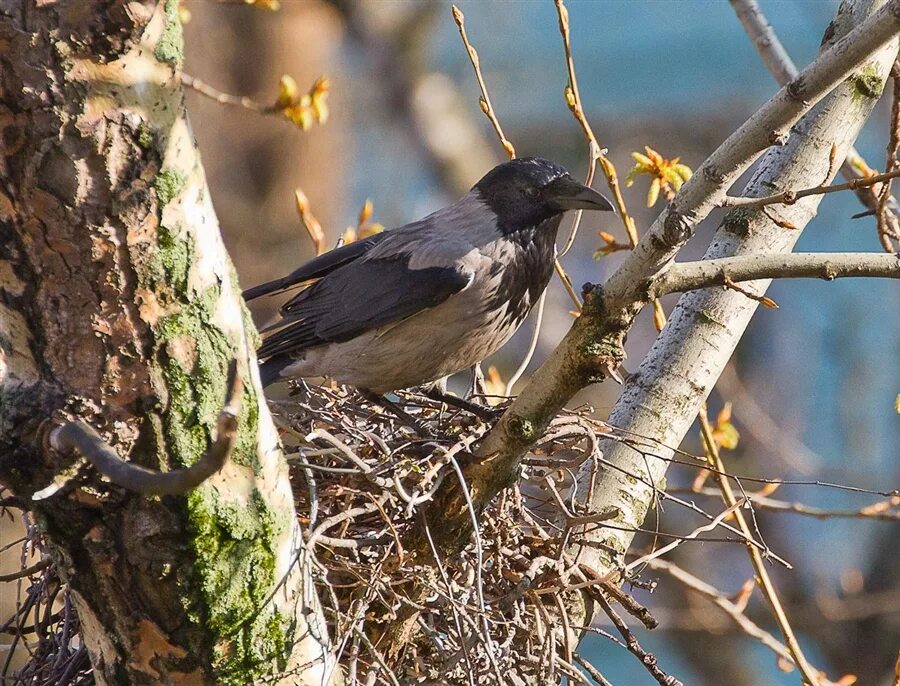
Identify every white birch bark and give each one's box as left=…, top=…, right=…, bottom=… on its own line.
left=575, top=0, right=898, bottom=578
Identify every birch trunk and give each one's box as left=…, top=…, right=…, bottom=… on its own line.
left=576, top=0, right=897, bottom=586
left=0, top=2, right=332, bottom=684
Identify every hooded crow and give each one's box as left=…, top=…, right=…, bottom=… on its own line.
left=244, top=157, right=615, bottom=408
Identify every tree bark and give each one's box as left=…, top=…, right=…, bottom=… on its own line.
left=0, top=3, right=332, bottom=684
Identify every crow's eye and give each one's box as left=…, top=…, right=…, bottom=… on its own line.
left=523, top=187, right=539, bottom=199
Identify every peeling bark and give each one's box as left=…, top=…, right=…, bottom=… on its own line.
left=0, top=2, right=332, bottom=684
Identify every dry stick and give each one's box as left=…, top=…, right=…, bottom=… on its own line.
left=594, top=591, right=684, bottom=686
left=721, top=167, right=900, bottom=208
left=698, top=409, right=822, bottom=686
left=729, top=0, right=900, bottom=245
left=653, top=252, right=900, bottom=297
left=645, top=558, right=797, bottom=667
left=682, top=487, right=900, bottom=521
left=573, top=652, right=615, bottom=686
left=878, top=60, right=900, bottom=251
left=38, top=360, right=242, bottom=499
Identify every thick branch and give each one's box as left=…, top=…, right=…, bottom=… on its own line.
left=654, top=252, right=900, bottom=296
left=39, top=361, right=243, bottom=499
left=730, top=0, right=900, bottom=236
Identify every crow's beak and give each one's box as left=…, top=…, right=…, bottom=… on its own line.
left=547, top=175, right=616, bottom=213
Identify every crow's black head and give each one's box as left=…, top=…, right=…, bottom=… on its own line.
left=473, top=157, right=615, bottom=235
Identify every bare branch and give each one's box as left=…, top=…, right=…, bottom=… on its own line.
left=595, top=590, right=684, bottom=686
left=554, top=0, right=636, bottom=251
left=728, top=0, right=797, bottom=83
left=450, top=5, right=515, bottom=160
left=721, top=166, right=900, bottom=208
left=730, top=0, right=900, bottom=245
left=646, top=558, right=796, bottom=667
left=0, top=558, right=51, bottom=583
left=653, top=252, right=900, bottom=297
left=683, top=487, right=900, bottom=521
left=38, top=360, right=243, bottom=498
left=698, top=410, right=822, bottom=686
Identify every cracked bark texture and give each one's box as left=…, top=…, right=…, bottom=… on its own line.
left=0, top=2, right=332, bottom=684
left=576, top=0, right=897, bottom=592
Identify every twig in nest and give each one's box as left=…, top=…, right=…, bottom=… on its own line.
left=36, top=359, right=242, bottom=499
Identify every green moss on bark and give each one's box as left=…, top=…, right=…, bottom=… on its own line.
left=155, top=168, right=185, bottom=207
left=186, top=487, right=291, bottom=685
left=851, top=64, right=885, bottom=101
left=151, top=224, right=191, bottom=294
left=151, top=277, right=286, bottom=682
left=155, top=0, right=184, bottom=66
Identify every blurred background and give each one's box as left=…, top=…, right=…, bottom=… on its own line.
left=173, top=1, right=898, bottom=683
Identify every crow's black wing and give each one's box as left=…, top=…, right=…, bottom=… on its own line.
left=242, top=232, right=390, bottom=302
left=256, top=254, right=471, bottom=360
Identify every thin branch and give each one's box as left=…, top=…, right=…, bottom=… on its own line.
left=698, top=409, right=822, bottom=686
left=181, top=73, right=272, bottom=113
left=450, top=5, right=583, bottom=312
left=37, top=360, right=242, bottom=499
left=450, top=5, right=515, bottom=160
left=505, top=288, right=547, bottom=395
left=554, top=0, right=601, bottom=253
left=646, top=558, right=796, bottom=666
left=684, top=487, right=900, bottom=521
left=728, top=0, right=799, bottom=85
left=623, top=500, right=743, bottom=573
left=654, top=251, right=900, bottom=297
left=595, top=590, right=684, bottom=686
left=721, top=167, right=900, bottom=208
left=553, top=0, right=669, bottom=328
left=573, top=653, right=615, bottom=686
left=0, top=558, right=51, bottom=583
left=554, top=0, right=638, bottom=248
left=554, top=258, right=583, bottom=310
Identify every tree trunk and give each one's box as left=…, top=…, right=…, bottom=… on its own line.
left=0, top=2, right=332, bottom=684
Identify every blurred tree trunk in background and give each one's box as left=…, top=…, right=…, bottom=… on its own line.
left=0, top=2, right=332, bottom=683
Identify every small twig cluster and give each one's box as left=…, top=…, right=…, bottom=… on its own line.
left=0, top=496, right=90, bottom=686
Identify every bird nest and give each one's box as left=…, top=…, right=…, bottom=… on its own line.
left=271, top=381, right=660, bottom=686
left=0, top=382, right=665, bottom=686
